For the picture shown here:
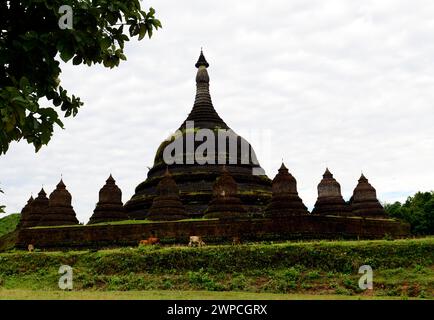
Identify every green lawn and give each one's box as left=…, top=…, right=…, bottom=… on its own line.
left=0, top=214, right=19, bottom=237
left=0, top=289, right=417, bottom=300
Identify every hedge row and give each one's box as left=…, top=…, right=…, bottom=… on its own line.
left=0, top=238, right=432, bottom=276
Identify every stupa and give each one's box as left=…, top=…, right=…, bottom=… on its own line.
left=88, top=175, right=127, bottom=224
left=312, top=168, right=351, bottom=216
left=21, top=189, right=48, bottom=228
left=265, top=163, right=308, bottom=217
left=350, top=174, right=386, bottom=217
left=18, top=196, right=34, bottom=228
left=125, top=51, right=271, bottom=218
left=39, top=180, right=79, bottom=226
left=147, top=168, right=188, bottom=221
left=204, top=166, right=247, bottom=219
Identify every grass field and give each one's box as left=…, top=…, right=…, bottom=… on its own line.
left=0, top=289, right=420, bottom=300
left=0, top=214, right=19, bottom=237
left=0, top=238, right=433, bottom=300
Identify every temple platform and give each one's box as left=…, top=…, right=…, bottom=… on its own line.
left=15, top=215, right=410, bottom=250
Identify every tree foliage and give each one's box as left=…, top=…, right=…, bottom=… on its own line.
left=385, top=191, right=434, bottom=235
left=0, top=187, right=4, bottom=213
left=0, top=0, right=161, bottom=154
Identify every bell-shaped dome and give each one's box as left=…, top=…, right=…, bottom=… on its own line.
left=88, top=175, right=127, bottom=224
left=125, top=51, right=271, bottom=218
left=352, top=174, right=377, bottom=201
left=21, top=189, right=48, bottom=227
left=312, top=168, right=351, bottom=216
left=204, top=166, right=247, bottom=219
left=266, top=163, right=308, bottom=217
left=148, top=168, right=187, bottom=221
left=350, top=174, right=385, bottom=217
left=49, top=179, right=72, bottom=207
left=39, top=179, right=78, bottom=226
left=317, top=168, right=342, bottom=197
left=155, top=168, right=180, bottom=197
left=98, top=174, right=122, bottom=204
left=271, top=163, right=297, bottom=195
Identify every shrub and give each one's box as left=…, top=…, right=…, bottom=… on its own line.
left=305, top=270, right=321, bottom=280
left=230, top=274, right=247, bottom=290
left=187, top=268, right=223, bottom=291
left=282, top=267, right=301, bottom=281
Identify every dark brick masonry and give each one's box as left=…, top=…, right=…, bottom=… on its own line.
left=16, top=215, right=410, bottom=250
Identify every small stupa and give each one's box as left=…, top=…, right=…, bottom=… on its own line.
left=18, top=196, right=34, bottom=228
left=312, top=168, right=351, bottom=216
left=21, top=189, right=48, bottom=227
left=147, top=168, right=188, bottom=221
left=39, top=179, right=79, bottom=226
left=350, top=174, right=386, bottom=217
left=265, top=163, right=308, bottom=217
left=204, top=166, right=247, bottom=219
left=88, top=175, right=127, bottom=224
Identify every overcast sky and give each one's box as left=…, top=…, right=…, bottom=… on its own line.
left=1, top=0, right=434, bottom=222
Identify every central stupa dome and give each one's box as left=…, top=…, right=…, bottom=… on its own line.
left=125, top=51, right=272, bottom=218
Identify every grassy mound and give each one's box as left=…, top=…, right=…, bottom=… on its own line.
left=0, top=238, right=432, bottom=298
left=0, top=214, right=20, bottom=237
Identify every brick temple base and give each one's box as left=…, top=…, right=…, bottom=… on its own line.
left=15, top=215, right=410, bottom=250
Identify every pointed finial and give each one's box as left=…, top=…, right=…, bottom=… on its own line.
left=57, top=178, right=66, bottom=188
left=279, top=162, right=288, bottom=171
left=323, top=167, right=333, bottom=178
left=106, top=174, right=115, bottom=183
left=195, top=49, right=209, bottom=68
left=38, top=188, right=46, bottom=197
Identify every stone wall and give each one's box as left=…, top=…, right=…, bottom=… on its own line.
left=15, top=215, right=410, bottom=250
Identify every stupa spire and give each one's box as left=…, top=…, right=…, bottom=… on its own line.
left=183, top=49, right=227, bottom=129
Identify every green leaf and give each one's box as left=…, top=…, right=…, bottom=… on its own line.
left=101, top=37, right=112, bottom=50
left=19, top=77, right=29, bottom=89
left=72, top=56, right=82, bottom=65
left=60, top=49, right=74, bottom=63
left=138, top=24, right=147, bottom=40
left=11, top=96, right=27, bottom=105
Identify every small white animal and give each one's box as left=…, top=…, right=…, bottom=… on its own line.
left=27, top=244, right=34, bottom=252
left=188, top=236, right=205, bottom=247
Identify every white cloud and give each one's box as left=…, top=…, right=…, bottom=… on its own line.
left=1, top=0, right=433, bottom=220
